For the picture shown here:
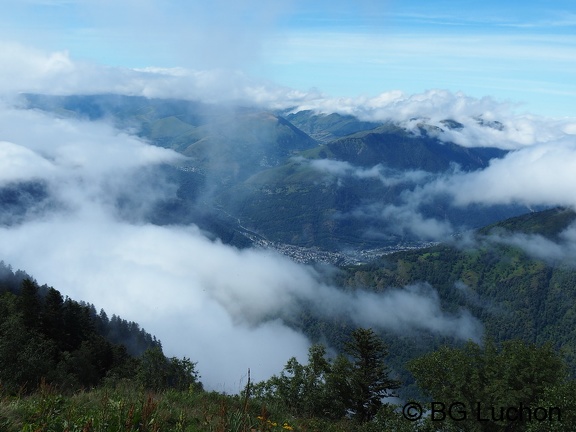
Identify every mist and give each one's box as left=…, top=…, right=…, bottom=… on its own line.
left=478, top=224, right=576, bottom=266
left=0, top=103, right=484, bottom=390
left=2, top=28, right=576, bottom=392
left=305, top=158, right=433, bottom=186
left=335, top=131, right=576, bottom=241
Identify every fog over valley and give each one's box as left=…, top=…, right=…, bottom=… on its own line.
left=2, top=1, right=576, bottom=417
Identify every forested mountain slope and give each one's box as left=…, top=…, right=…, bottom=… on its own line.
left=335, top=208, right=576, bottom=371
left=0, top=262, right=200, bottom=393
left=21, top=94, right=530, bottom=252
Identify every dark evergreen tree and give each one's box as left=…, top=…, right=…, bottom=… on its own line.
left=0, top=292, right=57, bottom=392
left=344, top=328, right=400, bottom=423
left=62, top=297, right=94, bottom=351
left=40, top=287, right=65, bottom=345
left=324, top=354, right=354, bottom=419
left=20, top=278, right=41, bottom=330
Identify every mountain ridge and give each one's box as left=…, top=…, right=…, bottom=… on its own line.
left=19, top=93, right=531, bottom=252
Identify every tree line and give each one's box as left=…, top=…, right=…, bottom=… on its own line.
left=0, top=262, right=201, bottom=394
left=2, top=260, right=575, bottom=431
left=251, top=332, right=575, bottom=431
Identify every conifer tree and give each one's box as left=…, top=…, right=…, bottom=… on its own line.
left=344, top=328, right=400, bottom=423
left=20, top=278, right=40, bottom=330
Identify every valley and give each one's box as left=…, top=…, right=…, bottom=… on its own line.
left=3, top=93, right=576, bottom=431
left=3, top=1, right=576, bottom=429
left=22, top=93, right=531, bottom=252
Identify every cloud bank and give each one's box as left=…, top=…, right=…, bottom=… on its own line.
left=306, top=158, right=432, bottom=186
left=478, top=223, right=576, bottom=266
left=372, top=135, right=576, bottom=240
left=0, top=104, right=481, bottom=390
left=426, top=138, right=576, bottom=209
left=1, top=3, right=575, bottom=392
left=2, top=42, right=575, bottom=153
left=0, top=41, right=319, bottom=108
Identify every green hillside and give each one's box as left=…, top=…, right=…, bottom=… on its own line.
left=220, top=159, right=402, bottom=249
left=21, top=93, right=529, bottom=252
left=284, top=110, right=382, bottom=143
left=478, top=206, right=576, bottom=238
left=23, top=94, right=318, bottom=183
left=324, top=124, right=506, bottom=171
left=219, top=125, right=516, bottom=249
left=0, top=262, right=200, bottom=395
left=334, top=208, right=576, bottom=371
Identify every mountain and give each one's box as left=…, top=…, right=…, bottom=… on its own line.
left=322, top=123, right=506, bottom=171
left=327, top=208, right=576, bottom=378
left=23, top=94, right=318, bottom=183
left=168, top=111, right=318, bottom=183
left=21, top=93, right=531, bottom=253
left=283, top=110, right=382, bottom=143
left=219, top=123, right=519, bottom=250
left=478, top=206, right=576, bottom=239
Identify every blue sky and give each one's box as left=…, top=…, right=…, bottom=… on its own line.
left=1, top=0, right=576, bottom=116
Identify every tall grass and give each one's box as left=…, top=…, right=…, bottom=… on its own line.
left=0, top=380, right=361, bottom=432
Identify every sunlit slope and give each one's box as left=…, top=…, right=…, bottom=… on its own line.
left=284, top=109, right=382, bottom=143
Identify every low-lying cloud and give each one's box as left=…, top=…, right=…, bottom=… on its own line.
left=293, top=89, right=576, bottom=150
left=2, top=42, right=576, bottom=153
left=477, top=224, right=576, bottom=266
left=340, top=134, right=576, bottom=241
left=0, top=104, right=481, bottom=390
left=333, top=283, right=482, bottom=342
left=305, top=158, right=433, bottom=186
left=426, top=138, right=576, bottom=209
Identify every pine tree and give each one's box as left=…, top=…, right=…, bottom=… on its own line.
left=344, top=328, right=400, bottom=423
left=20, top=278, right=41, bottom=330
left=41, top=287, right=64, bottom=345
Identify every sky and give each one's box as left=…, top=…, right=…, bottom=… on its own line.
left=2, top=0, right=576, bottom=391
left=0, top=0, right=575, bottom=116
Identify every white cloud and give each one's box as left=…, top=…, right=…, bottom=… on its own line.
left=353, top=284, right=482, bottom=342
left=293, top=89, right=576, bottom=150
left=0, top=141, right=55, bottom=184
left=0, top=41, right=322, bottom=109
left=418, top=138, right=576, bottom=209
left=477, top=223, right=576, bottom=265
left=1, top=42, right=575, bottom=155
left=347, top=202, right=454, bottom=241
left=306, top=158, right=432, bottom=186
left=0, top=104, right=481, bottom=390
left=344, top=130, right=576, bottom=242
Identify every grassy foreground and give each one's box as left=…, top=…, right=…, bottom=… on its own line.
left=0, top=380, right=368, bottom=432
